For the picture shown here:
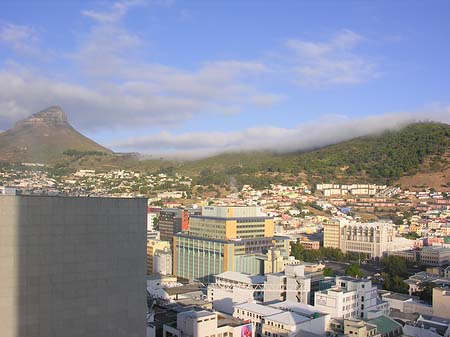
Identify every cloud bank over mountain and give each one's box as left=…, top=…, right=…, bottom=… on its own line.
left=111, top=107, right=450, bottom=158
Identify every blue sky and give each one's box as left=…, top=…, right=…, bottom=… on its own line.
left=0, top=0, right=449, bottom=158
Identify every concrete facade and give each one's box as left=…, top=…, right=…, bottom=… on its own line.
left=432, top=287, right=450, bottom=319
left=0, top=195, right=147, bottom=337
left=264, top=265, right=311, bottom=305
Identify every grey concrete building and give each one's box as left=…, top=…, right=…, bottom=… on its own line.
left=0, top=195, right=147, bottom=337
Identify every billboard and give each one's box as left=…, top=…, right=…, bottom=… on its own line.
left=240, top=323, right=253, bottom=337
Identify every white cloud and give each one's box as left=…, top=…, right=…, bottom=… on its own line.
left=110, top=107, right=450, bottom=158
left=81, top=0, right=147, bottom=23
left=286, top=29, right=378, bottom=87
left=0, top=22, right=40, bottom=57
left=0, top=1, right=275, bottom=130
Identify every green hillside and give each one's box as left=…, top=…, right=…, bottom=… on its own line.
left=179, top=122, right=450, bottom=187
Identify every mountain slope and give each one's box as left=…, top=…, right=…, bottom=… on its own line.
left=179, top=122, right=450, bottom=186
left=0, top=106, right=111, bottom=163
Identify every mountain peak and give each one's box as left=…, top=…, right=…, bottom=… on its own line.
left=16, top=106, right=69, bottom=128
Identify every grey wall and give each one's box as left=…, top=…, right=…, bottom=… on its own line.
left=0, top=195, right=147, bottom=337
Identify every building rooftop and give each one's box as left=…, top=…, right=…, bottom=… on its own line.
left=266, top=311, right=309, bottom=326
left=217, top=315, right=246, bottom=328
left=365, top=316, right=402, bottom=335
left=422, top=246, right=450, bottom=252
left=383, top=293, right=414, bottom=301
left=215, top=271, right=265, bottom=284
left=235, top=302, right=283, bottom=317
left=179, top=310, right=215, bottom=320
left=337, top=276, right=370, bottom=283
left=267, top=301, right=319, bottom=317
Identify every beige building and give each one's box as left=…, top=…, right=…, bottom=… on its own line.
left=420, top=247, right=450, bottom=266
left=147, top=240, right=171, bottom=274
left=343, top=319, right=377, bottom=337
left=340, top=222, right=396, bottom=258
left=262, top=250, right=300, bottom=274
left=323, top=220, right=341, bottom=249
left=433, top=287, right=450, bottom=319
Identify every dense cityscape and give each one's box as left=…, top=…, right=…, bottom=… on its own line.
left=2, top=165, right=450, bottom=336
left=1, top=1, right=450, bottom=337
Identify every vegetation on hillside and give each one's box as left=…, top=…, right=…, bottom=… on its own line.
left=2, top=122, right=448, bottom=189
left=181, top=122, right=450, bottom=188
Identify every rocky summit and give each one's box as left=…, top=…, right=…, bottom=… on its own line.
left=15, top=106, right=69, bottom=128
left=0, top=106, right=112, bottom=163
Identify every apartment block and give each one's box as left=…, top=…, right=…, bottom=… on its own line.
left=0, top=195, right=147, bottom=337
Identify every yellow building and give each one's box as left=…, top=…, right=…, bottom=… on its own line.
left=323, top=221, right=341, bottom=249
left=147, top=240, right=171, bottom=275
left=174, top=206, right=288, bottom=283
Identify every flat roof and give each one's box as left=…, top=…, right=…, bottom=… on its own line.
left=235, top=302, right=283, bottom=317
left=384, top=293, right=414, bottom=301
left=165, top=284, right=202, bottom=296
left=215, top=271, right=265, bottom=284
left=179, top=310, right=215, bottom=319
left=337, top=276, right=370, bottom=283
left=265, top=311, right=309, bottom=326
left=268, top=301, right=319, bottom=317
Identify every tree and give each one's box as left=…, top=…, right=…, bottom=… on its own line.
left=323, top=267, right=334, bottom=277
left=417, top=282, right=436, bottom=304
left=384, top=274, right=409, bottom=294
left=345, top=263, right=364, bottom=278
left=381, top=256, right=408, bottom=278
left=152, top=216, right=159, bottom=231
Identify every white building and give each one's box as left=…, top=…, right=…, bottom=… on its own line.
left=207, top=271, right=265, bottom=314
left=164, top=310, right=252, bottom=337
left=153, top=247, right=173, bottom=275
left=233, top=301, right=330, bottom=337
left=314, top=276, right=389, bottom=319
left=264, top=264, right=311, bottom=304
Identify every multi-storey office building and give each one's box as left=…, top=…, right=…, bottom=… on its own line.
left=389, top=246, right=450, bottom=266
left=314, top=276, right=389, bottom=320
left=174, top=206, right=289, bottom=283
left=0, top=195, right=147, bottom=337
left=324, top=219, right=411, bottom=258
left=339, top=222, right=396, bottom=258
left=159, top=208, right=189, bottom=242
left=323, top=219, right=342, bottom=249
